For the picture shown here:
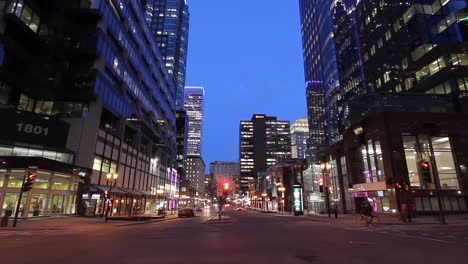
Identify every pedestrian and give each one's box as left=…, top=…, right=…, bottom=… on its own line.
left=217, top=208, right=222, bottom=220
left=333, top=203, right=338, bottom=219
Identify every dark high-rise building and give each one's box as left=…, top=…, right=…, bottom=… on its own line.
left=143, top=0, right=190, bottom=110
left=299, top=0, right=341, bottom=146
left=176, top=110, right=188, bottom=180
left=239, top=115, right=291, bottom=190
left=0, top=0, right=178, bottom=218
left=316, top=0, right=468, bottom=216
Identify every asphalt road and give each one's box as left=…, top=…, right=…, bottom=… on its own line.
left=1, top=208, right=467, bottom=264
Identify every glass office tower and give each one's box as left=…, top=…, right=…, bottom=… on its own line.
left=144, top=0, right=190, bottom=110
left=299, top=0, right=341, bottom=146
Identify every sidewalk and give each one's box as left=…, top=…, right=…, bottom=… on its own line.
left=249, top=209, right=468, bottom=226
left=0, top=214, right=179, bottom=231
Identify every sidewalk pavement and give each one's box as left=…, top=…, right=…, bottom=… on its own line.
left=248, top=208, right=468, bottom=226
left=0, top=214, right=179, bottom=231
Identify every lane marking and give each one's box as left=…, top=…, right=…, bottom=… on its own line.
left=386, top=233, right=454, bottom=243
left=358, top=229, right=455, bottom=244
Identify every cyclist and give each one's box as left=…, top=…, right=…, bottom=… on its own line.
left=361, top=201, right=374, bottom=225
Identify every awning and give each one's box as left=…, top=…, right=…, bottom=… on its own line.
left=90, top=185, right=157, bottom=197
left=117, top=187, right=145, bottom=195
left=90, top=184, right=128, bottom=195
left=138, top=190, right=156, bottom=197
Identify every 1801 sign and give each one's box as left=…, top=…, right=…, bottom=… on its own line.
left=1, top=109, right=69, bottom=148
left=17, top=123, right=49, bottom=136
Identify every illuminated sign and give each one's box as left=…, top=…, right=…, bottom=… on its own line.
left=254, top=115, right=265, bottom=119
left=293, top=185, right=303, bottom=213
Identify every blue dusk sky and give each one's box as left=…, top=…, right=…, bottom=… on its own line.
left=185, top=0, right=307, bottom=171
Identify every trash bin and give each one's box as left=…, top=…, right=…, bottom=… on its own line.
left=1, top=216, right=9, bottom=227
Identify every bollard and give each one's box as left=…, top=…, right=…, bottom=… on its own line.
left=1, top=216, right=9, bottom=227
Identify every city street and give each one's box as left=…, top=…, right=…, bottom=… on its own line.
left=1, top=208, right=467, bottom=264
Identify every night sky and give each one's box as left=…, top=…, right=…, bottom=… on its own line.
left=185, top=0, right=307, bottom=171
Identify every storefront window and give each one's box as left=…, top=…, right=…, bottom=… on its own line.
left=71, top=182, right=78, bottom=191
left=34, top=177, right=50, bottom=189
left=0, top=175, right=4, bottom=187
left=49, top=195, right=65, bottom=214
left=66, top=195, right=77, bottom=214
left=7, top=175, right=24, bottom=188
left=432, top=137, right=459, bottom=189
left=359, top=140, right=385, bottom=183
left=2, top=193, right=27, bottom=217
left=51, top=178, right=70, bottom=190
left=403, top=135, right=460, bottom=189
left=29, top=194, right=47, bottom=217
left=329, top=159, right=341, bottom=204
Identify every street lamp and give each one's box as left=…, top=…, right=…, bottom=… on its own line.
left=320, top=163, right=332, bottom=218
left=105, top=173, right=118, bottom=223
left=278, top=186, right=286, bottom=214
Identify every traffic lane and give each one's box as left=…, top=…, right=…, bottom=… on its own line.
left=239, top=209, right=468, bottom=245
left=0, top=211, right=466, bottom=264
left=227, top=211, right=467, bottom=263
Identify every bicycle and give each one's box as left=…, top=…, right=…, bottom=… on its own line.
left=361, top=213, right=380, bottom=226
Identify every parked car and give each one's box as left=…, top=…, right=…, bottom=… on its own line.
left=178, top=208, right=195, bottom=218
left=195, top=206, right=203, bottom=212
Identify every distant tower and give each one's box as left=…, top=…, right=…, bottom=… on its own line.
left=143, top=0, right=190, bottom=110
left=239, top=114, right=291, bottom=190
left=290, top=118, right=309, bottom=159
left=184, top=86, right=205, bottom=156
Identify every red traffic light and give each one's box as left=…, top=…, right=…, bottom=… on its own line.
left=318, top=177, right=324, bottom=186
left=420, top=162, right=430, bottom=169
left=27, top=173, right=37, bottom=180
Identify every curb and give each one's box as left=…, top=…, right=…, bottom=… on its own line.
left=115, top=216, right=179, bottom=227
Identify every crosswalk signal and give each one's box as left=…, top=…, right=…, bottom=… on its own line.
left=22, top=167, right=37, bottom=192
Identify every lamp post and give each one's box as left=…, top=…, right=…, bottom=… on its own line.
left=105, top=173, right=118, bottom=223
left=320, top=163, right=332, bottom=218
left=278, top=186, right=285, bottom=214
left=261, top=193, right=267, bottom=212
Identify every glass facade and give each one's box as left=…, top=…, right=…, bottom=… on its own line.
left=299, top=0, right=342, bottom=146
left=403, top=135, right=460, bottom=190
left=0, top=170, right=81, bottom=217
left=144, top=0, right=190, bottom=110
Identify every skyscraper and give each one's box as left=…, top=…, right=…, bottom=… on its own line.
left=314, top=0, right=468, bottom=216
left=144, top=0, right=190, bottom=110
left=0, top=0, right=177, bottom=217
left=290, top=119, right=309, bottom=159
left=184, top=86, right=205, bottom=157
left=239, top=115, right=291, bottom=190
left=299, top=0, right=341, bottom=147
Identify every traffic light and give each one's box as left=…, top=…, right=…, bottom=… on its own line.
left=22, top=167, right=37, bottom=191
left=318, top=177, right=324, bottom=192
left=223, top=182, right=229, bottom=196
left=420, top=161, right=432, bottom=183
